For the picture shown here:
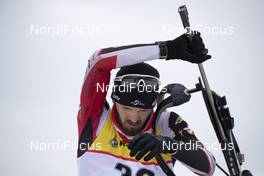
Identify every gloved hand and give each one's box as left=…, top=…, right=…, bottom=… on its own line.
left=128, top=133, right=180, bottom=161
left=161, top=31, right=211, bottom=63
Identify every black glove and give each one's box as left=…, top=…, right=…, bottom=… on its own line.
left=164, top=83, right=191, bottom=106
left=161, top=31, right=211, bottom=63
left=128, top=133, right=180, bottom=161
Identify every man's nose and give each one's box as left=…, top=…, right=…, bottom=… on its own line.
left=128, top=112, right=140, bottom=123
left=129, top=118, right=139, bottom=124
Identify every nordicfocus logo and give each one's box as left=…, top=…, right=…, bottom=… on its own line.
left=130, top=100, right=145, bottom=106
left=96, top=82, right=167, bottom=93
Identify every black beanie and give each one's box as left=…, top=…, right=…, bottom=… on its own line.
left=111, top=63, right=160, bottom=109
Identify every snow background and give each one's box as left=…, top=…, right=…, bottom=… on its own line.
left=0, top=0, right=263, bottom=175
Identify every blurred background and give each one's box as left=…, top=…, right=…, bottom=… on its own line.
left=0, top=0, right=263, bottom=175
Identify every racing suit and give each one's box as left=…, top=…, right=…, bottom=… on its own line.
left=77, top=43, right=216, bottom=176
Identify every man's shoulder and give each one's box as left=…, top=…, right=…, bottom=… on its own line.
left=159, top=111, right=182, bottom=123
left=157, top=111, right=185, bottom=137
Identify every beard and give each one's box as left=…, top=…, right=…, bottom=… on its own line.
left=122, top=120, right=144, bottom=136
left=115, top=111, right=151, bottom=136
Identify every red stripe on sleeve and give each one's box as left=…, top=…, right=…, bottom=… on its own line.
left=78, top=55, right=117, bottom=139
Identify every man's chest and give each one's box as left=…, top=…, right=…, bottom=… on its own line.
left=78, top=113, right=173, bottom=176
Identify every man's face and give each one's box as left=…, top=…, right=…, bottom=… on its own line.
left=115, top=102, right=153, bottom=136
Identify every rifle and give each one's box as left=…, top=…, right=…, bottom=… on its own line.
left=153, top=5, right=253, bottom=176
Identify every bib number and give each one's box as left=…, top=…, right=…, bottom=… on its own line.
left=115, top=163, right=154, bottom=176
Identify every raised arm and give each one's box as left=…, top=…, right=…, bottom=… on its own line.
left=77, top=44, right=160, bottom=138
left=77, top=32, right=210, bottom=157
